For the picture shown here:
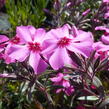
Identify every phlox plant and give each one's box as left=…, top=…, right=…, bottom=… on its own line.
left=1, top=0, right=109, bottom=109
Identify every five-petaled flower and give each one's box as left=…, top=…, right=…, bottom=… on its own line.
left=50, top=73, right=74, bottom=96
left=5, top=26, right=48, bottom=74
left=43, top=24, right=93, bottom=70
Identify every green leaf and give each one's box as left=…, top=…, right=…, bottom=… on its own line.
left=93, top=76, right=102, bottom=88
left=77, top=96, right=99, bottom=101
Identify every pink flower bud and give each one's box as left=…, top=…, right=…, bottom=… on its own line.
left=82, top=9, right=90, bottom=16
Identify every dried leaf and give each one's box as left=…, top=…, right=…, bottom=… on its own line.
left=35, top=100, right=44, bottom=109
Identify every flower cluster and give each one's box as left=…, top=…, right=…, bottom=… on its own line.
left=1, top=24, right=109, bottom=96
left=94, top=26, right=109, bottom=60
left=1, top=0, right=109, bottom=109
left=0, top=24, right=94, bottom=73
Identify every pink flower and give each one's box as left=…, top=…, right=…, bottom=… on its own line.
left=93, top=41, right=109, bottom=60
left=94, top=26, right=109, bottom=59
left=103, top=0, right=109, bottom=3
left=95, top=26, right=109, bottom=44
left=43, top=24, right=93, bottom=70
left=5, top=26, right=47, bottom=74
left=4, top=26, right=36, bottom=64
left=50, top=73, right=74, bottom=96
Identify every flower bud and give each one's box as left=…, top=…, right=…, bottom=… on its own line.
left=54, top=0, right=61, bottom=11
left=82, top=9, right=90, bottom=16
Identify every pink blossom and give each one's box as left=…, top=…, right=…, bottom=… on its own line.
left=95, top=26, right=109, bottom=44
left=5, top=26, right=47, bottom=74
left=94, top=26, right=109, bottom=59
left=93, top=41, right=109, bottom=60
left=103, top=0, right=109, bottom=3
left=43, top=24, right=93, bottom=70
left=4, top=36, right=23, bottom=64
left=4, top=26, right=36, bottom=64
left=50, top=73, right=74, bottom=96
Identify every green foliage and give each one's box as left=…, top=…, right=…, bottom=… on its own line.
left=5, top=0, right=49, bottom=31
left=0, top=13, right=11, bottom=33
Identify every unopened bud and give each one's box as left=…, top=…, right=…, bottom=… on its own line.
left=82, top=9, right=90, bottom=16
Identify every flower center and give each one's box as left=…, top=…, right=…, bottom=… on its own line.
left=58, top=37, right=71, bottom=47
left=98, top=51, right=108, bottom=59
left=11, top=37, right=20, bottom=44
left=104, top=32, right=109, bottom=36
left=28, top=42, right=41, bottom=52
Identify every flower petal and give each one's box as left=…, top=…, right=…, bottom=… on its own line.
left=72, top=32, right=93, bottom=43
left=101, top=35, right=109, bottom=44
left=36, top=57, right=48, bottom=74
left=17, top=26, right=32, bottom=42
left=67, top=42, right=93, bottom=57
left=62, top=80, right=70, bottom=88
left=61, top=24, right=70, bottom=38
left=8, top=45, right=29, bottom=62
left=71, top=26, right=79, bottom=37
left=28, top=25, right=36, bottom=36
left=93, top=41, right=109, bottom=51
left=46, top=24, right=70, bottom=40
left=65, top=86, right=74, bottom=96
left=50, top=73, right=63, bottom=82
left=56, top=89, right=63, bottom=93
left=49, top=48, right=71, bottom=70
left=42, top=44, right=57, bottom=55
left=29, top=52, right=47, bottom=74
left=95, top=26, right=109, bottom=33
left=46, top=29, right=61, bottom=40
left=33, top=28, right=46, bottom=43
left=0, top=35, right=9, bottom=43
